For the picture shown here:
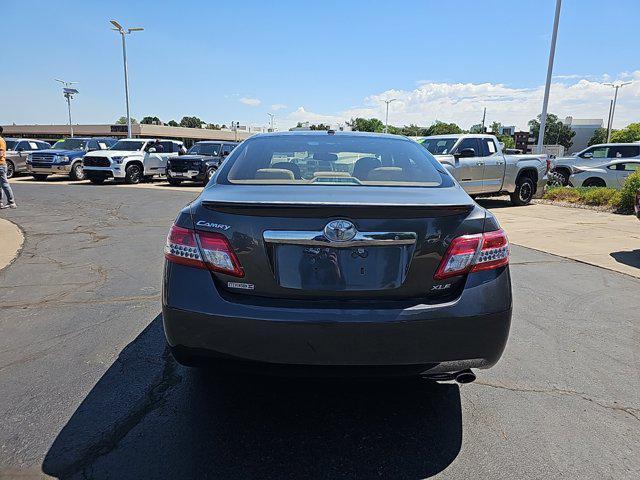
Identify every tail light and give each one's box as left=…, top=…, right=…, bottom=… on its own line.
left=434, top=229, right=509, bottom=279
left=165, top=224, right=244, bottom=277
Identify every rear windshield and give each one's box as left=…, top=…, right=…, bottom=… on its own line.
left=221, top=135, right=449, bottom=187
left=419, top=138, right=458, bottom=155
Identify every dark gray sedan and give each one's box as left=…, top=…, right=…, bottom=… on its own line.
left=162, top=131, right=512, bottom=381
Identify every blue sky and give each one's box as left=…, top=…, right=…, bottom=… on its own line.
left=2, top=0, right=639, bottom=130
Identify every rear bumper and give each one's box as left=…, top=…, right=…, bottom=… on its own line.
left=162, top=264, right=512, bottom=374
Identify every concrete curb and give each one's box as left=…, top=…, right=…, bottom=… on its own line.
left=0, top=218, right=24, bottom=271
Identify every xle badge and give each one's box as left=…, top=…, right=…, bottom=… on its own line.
left=431, top=283, right=451, bottom=291
left=228, top=282, right=255, bottom=290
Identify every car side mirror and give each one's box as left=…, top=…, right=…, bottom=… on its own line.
left=148, top=147, right=156, bottom=153
left=16, top=147, right=24, bottom=152
left=582, top=152, right=593, bottom=159
left=455, top=148, right=476, bottom=158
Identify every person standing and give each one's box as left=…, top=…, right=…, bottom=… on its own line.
left=0, top=126, right=17, bottom=209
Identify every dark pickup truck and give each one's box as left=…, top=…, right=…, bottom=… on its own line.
left=166, top=141, right=238, bottom=185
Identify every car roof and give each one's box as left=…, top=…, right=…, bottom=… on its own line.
left=248, top=130, right=411, bottom=141
left=121, top=138, right=182, bottom=143
left=423, top=134, right=495, bottom=139
left=5, top=138, right=47, bottom=142
left=589, top=142, right=640, bottom=148
left=194, top=140, right=236, bottom=144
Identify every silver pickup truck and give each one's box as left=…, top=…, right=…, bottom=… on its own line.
left=419, top=134, right=549, bottom=205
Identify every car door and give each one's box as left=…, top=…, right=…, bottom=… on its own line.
left=451, top=138, right=484, bottom=194
left=478, top=137, right=505, bottom=192
left=14, top=141, right=35, bottom=171
left=614, top=162, right=640, bottom=187
left=143, top=141, right=164, bottom=175
left=577, top=145, right=610, bottom=167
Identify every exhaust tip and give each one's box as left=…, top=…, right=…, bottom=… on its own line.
left=455, top=369, right=476, bottom=384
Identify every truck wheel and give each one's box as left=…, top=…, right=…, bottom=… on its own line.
left=555, top=168, right=571, bottom=186
left=168, top=178, right=182, bottom=186
left=33, top=174, right=49, bottom=181
left=547, top=171, right=564, bottom=188
left=125, top=164, right=142, bottom=184
left=69, top=162, right=85, bottom=181
left=6, top=161, right=15, bottom=179
left=89, top=177, right=105, bottom=185
left=510, top=176, right=535, bottom=206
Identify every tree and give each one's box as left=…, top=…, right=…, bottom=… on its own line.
left=141, top=116, right=161, bottom=125
left=347, top=117, right=385, bottom=132
left=610, top=123, right=640, bottom=143
left=489, top=121, right=516, bottom=149
left=587, top=127, right=608, bottom=146
left=206, top=123, right=222, bottom=130
left=179, top=116, right=204, bottom=129
left=309, top=123, right=331, bottom=131
left=167, top=120, right=179, bottom=127
left=425, top=121, right=463, bottom=136
left=528, top=113, right=575, bottom=149
left=115, top=116, right=137, bottom=125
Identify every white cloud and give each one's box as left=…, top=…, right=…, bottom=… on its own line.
left=270, top=103, right=287, bottom=111
left=280, top=71, right=640, bottom=131
left=239, top=97, right=261, bottom=107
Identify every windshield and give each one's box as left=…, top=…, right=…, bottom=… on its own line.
left=6, top=140, right=18, bottom=150
left=52, top=139, right=88, bottom=150
left=419, top=138, right=458, bottom=155
left=222, top=135, right=449, bottom=187
left=110, top=140, right=146, bottom=151
left=188, top=143, right=222, bottom=156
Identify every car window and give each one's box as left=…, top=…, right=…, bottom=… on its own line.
left=581, top=146, right=608, bottom=158
left=159, top=141, right=176, bottom=153
left=479, top=138, right=497, bottom=157
left=88, top=140, right=99, bottom=150
left=188, top=143, right=221, bottom=156
left=610, top=145, right=640, bottom=158
left=454, top=138, right=479, bottom=156
left=223, top=135, right=451, bottom=187
left=619, top=162, right=640, bottom=171
left=420, top=138, right=457, bottom=155
left=221, top=144, right=235, bottom=156
left=17, top=141, right=31, bottom=151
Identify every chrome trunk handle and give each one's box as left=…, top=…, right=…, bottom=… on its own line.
left=263, top=230, right=417, bottom=248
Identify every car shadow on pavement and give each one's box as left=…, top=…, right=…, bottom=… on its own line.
left=42, top=315, right=462, bottom=480
left=610, top=250, right=640, bottom=269
left=475, top=198, right=515, bottom=209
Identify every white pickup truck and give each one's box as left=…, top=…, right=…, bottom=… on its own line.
left=82, top=138, right=185, bottom=184
left=419, top=134, right=549, bottom=205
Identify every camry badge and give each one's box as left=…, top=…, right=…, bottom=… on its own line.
left=324, top=220, right=357, bottom=242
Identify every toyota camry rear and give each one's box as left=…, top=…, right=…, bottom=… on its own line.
left=162, top=131, right=512, bottom=379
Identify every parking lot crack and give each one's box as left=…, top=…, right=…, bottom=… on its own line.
left=53, top=347, right=182, bottom=477
left=475, top=380, right=640, bottom=422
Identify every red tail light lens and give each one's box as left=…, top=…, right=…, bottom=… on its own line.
left=165, top=225, right=206, bottom=269
left=198, top=231, right=244, bottom=277
left=435, top=229, right=509, bottom=279
left=164, top=224, right=244, bottom=277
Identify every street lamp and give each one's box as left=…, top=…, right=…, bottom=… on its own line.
left=536, top=0, right=562, bottom=154
left=603, top=81, right=632, bottom=142
left=110, top=20, right=143, bottom=138
left=383, top=98, right=397, bottom=133
left=55, top=79, right=78, bottom=138
left=267, top=113, right=275, bottom=132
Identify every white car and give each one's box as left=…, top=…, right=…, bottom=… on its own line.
left=569, top=160, right=640, bottom=188
left=82, top=138, right=184, bottom=184
left=554, top=143, right=640, bottom=185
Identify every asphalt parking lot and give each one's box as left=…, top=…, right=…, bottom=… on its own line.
left=0, top=180, right=638, bottom=479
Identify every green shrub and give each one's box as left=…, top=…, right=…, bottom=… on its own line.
left=543, top=186, right=582, bottom=203
left=543, top=186, right=625, bottom=210
left=619, top=170, right=640, bottom=211
left=580, top=187, right=620, bottom=206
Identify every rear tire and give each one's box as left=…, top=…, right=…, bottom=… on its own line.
left=583, top=177, right=606, bottom=188
left=6, top=161, right=15, bottom=179
left=125, top=164, right=142, bottom=184
left=510, top=176, right=535, bottom=206
left=168, top=178, right=183, bottom=186
left=32, top=174, right=48, bottom=181
left=69, top=162, right=85, bottom=181
left=88, top=177, right=105, bottom=185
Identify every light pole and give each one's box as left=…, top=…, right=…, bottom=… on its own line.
left=536, top=0, right=562, bottom=154
left=55, top=79, right=78, bottom=137
left=267, top=113, right=275, bottom=132
left=110, top=20, right=143, bottom=138
left=384, top=99, right=397, bottom=133
left=603, top=82, right=632, bottom=142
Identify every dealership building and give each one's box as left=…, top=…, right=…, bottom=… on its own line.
left=1, top=123, right=255, bottom=147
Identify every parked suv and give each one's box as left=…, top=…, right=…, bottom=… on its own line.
left=83, top=138, right=184, bottom=184
left=553, top=143, right=640, bottom=185
left=166, top=141, right=238, bottom=185
left=3, top=138, right=51, bottom=178
left=27, top=137, right=116, bottom=181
